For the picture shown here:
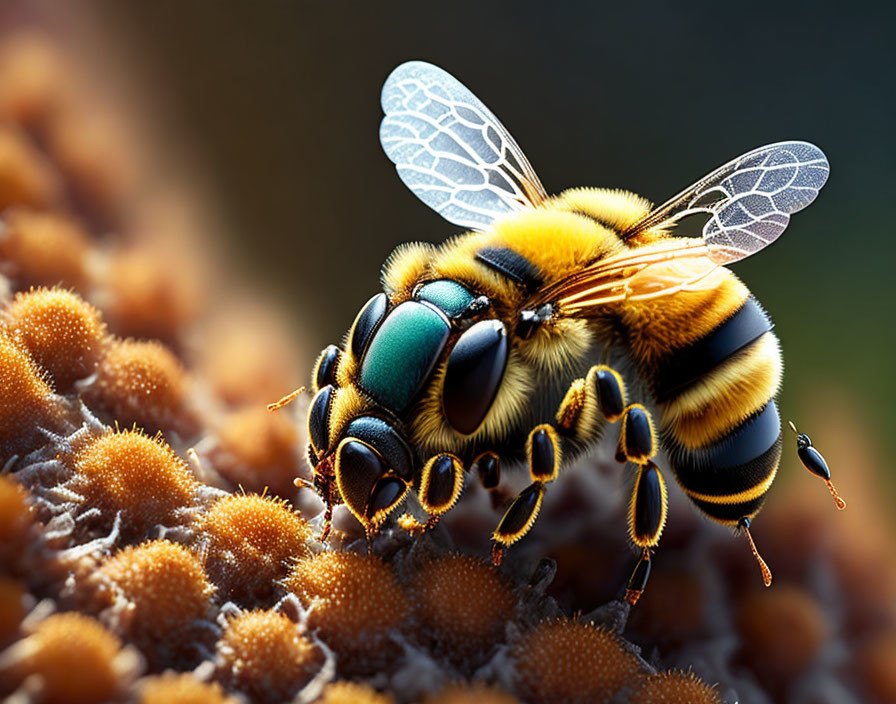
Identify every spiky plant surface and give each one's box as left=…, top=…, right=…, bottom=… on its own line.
left=0, top=29, right=892, bottom=704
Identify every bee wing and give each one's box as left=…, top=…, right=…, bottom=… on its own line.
left=380, top=61, right=548, bottom=231
left=533, top=141, right=830, bottom=317
left=533, top=238, right=723, bottom=315
left=622, top=141, right=830, bottom=264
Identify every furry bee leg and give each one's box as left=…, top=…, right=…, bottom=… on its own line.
left=492, top=424, right=561, bottom=565
left=555, top=364, right=627, bottom=439
left=398, top=453, right=464, bottom=534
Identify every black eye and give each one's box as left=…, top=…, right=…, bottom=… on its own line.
left=335, top=439, right=385, bottom=519
left=343, top=416, right=414, bottom=481
left=442, top=319, right=508, bottom=435
left=313, top=345, right=341, bottom=391
left=307, top=385, right=334, bottom=454
left=349, top=293, right=388, bottom=360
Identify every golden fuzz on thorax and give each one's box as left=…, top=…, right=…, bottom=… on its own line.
left=0, top=208, right=90, bottom=291
left=198, top=493, right=310, bottom=603
left=511, top=619, right=644, bottom=704
left=0, top=612, right=127, bottom=704
left=5, top=286, right=107, bottom=391
left=0, top=331, right=61, bottom=457
left=626, top=670, right=723, bottom=704
left=72, top=429, right=197, bottom=533
left=84, top=338, right=198, bottom=437
left=284, top=551, right=409, bottom=665
left=410, top=554, right=515, bottom=664
left=215, top=609, right=322, bottom=703
left=96, top=540, right=214, bottom=645
left=137, top=672, right=241, bottom=704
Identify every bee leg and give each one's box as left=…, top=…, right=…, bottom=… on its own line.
left=471, top=451, right=506, bottom=509
left=555, top=364, right=627, bottom=439
left=615, top=403, right=658, bottom=465
left=399, top=454, right=465, bottom=534
left=624, top=459, right=668, bottom=604
left=492, top=424, right=561, bottom=565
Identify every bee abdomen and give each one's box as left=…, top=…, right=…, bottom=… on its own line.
left=647, top=295, right=783, bottom=525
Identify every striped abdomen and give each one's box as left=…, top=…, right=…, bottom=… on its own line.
left=634, top=287, right=783, bottom=527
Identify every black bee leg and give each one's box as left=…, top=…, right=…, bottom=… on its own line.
left=398, top=454, right=464, bottom=534
left=471, top=451, right=507, bottom=509
left=555, top=364, right=627, bottom=439
left=615, top=403, right=658, bottom=465
left=624, top=459, right=668, bottom=604
left=492, top=424, right=561, bottom=565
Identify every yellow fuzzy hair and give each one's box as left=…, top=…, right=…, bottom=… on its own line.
left=410, top=346, right=534, bottom=455
left=518, top=316, right=596, bottom=376
left=489, top=208, right=622, bottom=285
left=628, top=464, right=668, bottom=548
left=661, top=333, right=782, bottom=449
left=325, top=385, right=371, bottom=453
left=380, top=241, right=436, bottom=298
left=553, top=187, right=654, bottom=235
left=619, top=263, right=751, bottom=369
left=428, top=231, right=524, bottom=310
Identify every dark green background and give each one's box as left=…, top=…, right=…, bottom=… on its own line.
left=99, top=3, right=894, bottom=470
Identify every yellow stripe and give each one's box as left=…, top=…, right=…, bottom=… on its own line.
left=682, top=465, right=777, bottom=505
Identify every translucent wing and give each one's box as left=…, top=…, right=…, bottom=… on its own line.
left=380, top=61, right=547, bottom=231
left=622, top=141, right=830, bottom=264
left=533, top=141, right=830, bottom=316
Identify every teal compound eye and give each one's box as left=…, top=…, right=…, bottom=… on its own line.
left=358, top=301, right=450, bottom=414
left=415, top=280, right=475, bottom=318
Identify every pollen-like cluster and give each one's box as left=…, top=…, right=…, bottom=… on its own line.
left=285, top=551, right=410, bottom=669
left=0, top=208, right=90, bottom=291
left=94, top=540, right=214, bottom=667
left=215, top=609, right=322, bottom=703
left=5, top=287, right=106, bottom=391
left=410, top=553, right=515, bottom=665
left=198, top=493, right=310, bottom=604
left=0, top=328, right=61, bottom=457
left=0, top=613, right=131, bottom=704
left=85, top=338, right=198, bottom=437
left=512, top=619, right=644, bottom=704
left=0, top=25, right=890, bottom=704
left=71, top=429, right=197, bottom=535
left=137, top=673, right=240, bottom=704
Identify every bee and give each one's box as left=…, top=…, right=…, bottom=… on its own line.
left=293, top=61, right=830, bottom=603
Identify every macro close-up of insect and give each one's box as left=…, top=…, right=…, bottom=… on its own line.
left=290, top=60, right=838, bottom=603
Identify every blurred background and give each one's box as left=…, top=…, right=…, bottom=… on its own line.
left=2, top=0, right=894, bottom=489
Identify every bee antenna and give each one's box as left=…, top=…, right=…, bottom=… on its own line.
left=267, top=386, right=308, bottom=412
left=293, top=476, right=315, bottom=490
left=825, top=479, right=847, bottom=511
left=787, top=420, right=799, bottom=434
left=739, top=517, right=772, bottom=587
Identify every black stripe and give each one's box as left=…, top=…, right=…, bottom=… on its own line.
left=690, top=493, right=768, bottom=522
left=476, top=247, right=543, bottom=292
left=653, top=297, right=773, bottom=402
left=674, top=432, right=782, bottom=497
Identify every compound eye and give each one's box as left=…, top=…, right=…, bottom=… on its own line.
left=349, top=293, right=388, bottom=360
left=307, top=385, right=335, bottom=455
left=442, top=319, right=508, bottom=435
left=313, top=345, right=341, bottom=391
left=335, top=439, right=385, bottom=521
left=366, top=477, right=408, bottom=524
